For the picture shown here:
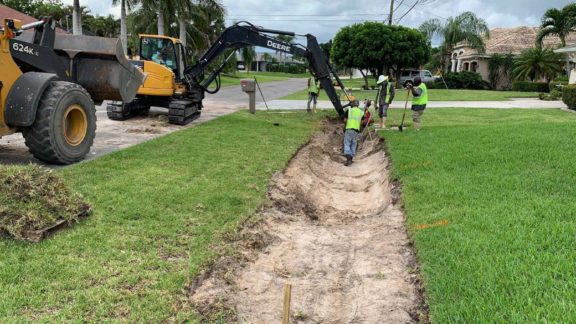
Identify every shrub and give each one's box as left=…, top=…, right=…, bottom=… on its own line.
left=512, top=81, right=550, bottom=92
left=539, top=89, right=561, bottom=101
left=442, top=71, right=488, bottom=90
left=562, top=84, right=576, bottom=109
left=266, top=63, right=306, bottom=74
left=550, top=81, right=568, bottom=92
left=425, top=81, right=444, bottom=89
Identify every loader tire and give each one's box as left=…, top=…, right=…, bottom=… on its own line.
left=23, top=81, right=96, bottom=165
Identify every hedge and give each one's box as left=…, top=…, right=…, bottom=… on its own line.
left=562, top=84, right=576, bottom=110
left=439, top=71, right=488, bottom=90
left=512, top=81, right=550, bottom=93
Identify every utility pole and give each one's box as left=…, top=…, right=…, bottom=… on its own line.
left=388, top=0, right=395, bottom=25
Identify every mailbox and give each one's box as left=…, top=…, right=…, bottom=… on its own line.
left=241, top=79, right=256, bottom=92
left=240, top=79, right=257, bottom=113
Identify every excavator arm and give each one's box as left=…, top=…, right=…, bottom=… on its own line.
left=184, top=22, right=351, bottom=116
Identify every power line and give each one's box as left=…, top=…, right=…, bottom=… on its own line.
left=227, top=13, right=387, bottom=17
left=224, top=18, right=380, bottom=22
left=393, top=0, right=406, bottom=13
left=395, top=0, right=419, bottom=23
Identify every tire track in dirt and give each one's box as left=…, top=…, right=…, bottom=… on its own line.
left=189, top=119, right=425, bottom=323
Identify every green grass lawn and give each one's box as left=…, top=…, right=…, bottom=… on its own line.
left=281, top=88, right=541, bottom=101
left=382, top=108, right=576, bottom=322
left=218, top=71, right=308, bottom=87
left=0, top=110, right=325, bottom=322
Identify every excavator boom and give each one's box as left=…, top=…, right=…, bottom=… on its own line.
left=185, top=22, right=351, bottom=116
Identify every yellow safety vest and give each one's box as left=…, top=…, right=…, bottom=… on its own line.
left=346, top=107, right=363, bottom=130
left=412, top=83, right=428, bottom=105
left=309, top=80, right=319, bottom=94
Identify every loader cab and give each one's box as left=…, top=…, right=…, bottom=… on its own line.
left=139, top=35, right=187, bottom=81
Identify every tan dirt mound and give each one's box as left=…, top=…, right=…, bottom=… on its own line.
left=188, top=120, right=426, bottom=323
left=0, top=165, right=90, bottom=242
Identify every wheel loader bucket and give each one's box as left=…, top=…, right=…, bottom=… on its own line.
left=53, top=34, right=145, bottom=102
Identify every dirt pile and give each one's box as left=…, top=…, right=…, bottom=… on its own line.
left=189, top=120, right=424, bottom=322
left=0, top=165, right=90, bottom=242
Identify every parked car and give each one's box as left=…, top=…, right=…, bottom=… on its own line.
left=399, top=69, right=439, bottom=87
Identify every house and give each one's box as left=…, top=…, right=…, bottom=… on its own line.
left=0, top=4, right=66, bottom=33
left=554, top=45, right=576, bottom=84
left=0, top=4, right=39, bottom=25
left=450, top=27, right=576, bottom=87
left=236, top=52, right=305, bottom=72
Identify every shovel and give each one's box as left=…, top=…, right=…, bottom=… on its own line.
left=399, top=89, right=411, bottom=132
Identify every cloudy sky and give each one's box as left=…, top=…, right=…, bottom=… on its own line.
left=62, top=0, right=574, bottom=44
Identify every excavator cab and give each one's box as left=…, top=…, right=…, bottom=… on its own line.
left=107, top=34, right=200, bottom=124
left=139, top=35, right=187, bottom=81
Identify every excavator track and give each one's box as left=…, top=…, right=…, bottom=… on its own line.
left=168, top=100, right=201, bottom=125
left=106, top=99, right=150, bottom=121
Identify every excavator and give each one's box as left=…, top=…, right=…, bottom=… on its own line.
left=108, top=21, right=351, bottom=124
left=0, top=17, right=145, bottom=164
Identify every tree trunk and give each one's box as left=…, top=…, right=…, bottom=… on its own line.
left=157, top=10, right=165, bottom=35
left=120, top=0, right=127, bottom=55
left=72, top=0, right=82, bottom=35
left=179, top=18, right=187, bottom=47
left=359, top=69, right=368, bottom=89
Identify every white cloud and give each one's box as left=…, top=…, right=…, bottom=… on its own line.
left=61, top=0, right=575, bottom=43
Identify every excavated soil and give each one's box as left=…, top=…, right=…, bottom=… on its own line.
left=189, top=120, right=425, bottom=323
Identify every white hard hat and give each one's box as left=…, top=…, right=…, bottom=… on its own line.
left=377, top=75, right=389, bottom=84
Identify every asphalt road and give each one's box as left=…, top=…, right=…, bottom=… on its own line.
left=0, top=78, right=307, bottom=166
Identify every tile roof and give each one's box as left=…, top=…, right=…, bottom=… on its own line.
left=0, top=4, right=38, bottom=25
left=0, top=5, right=66, bottom=33
left=456, top=27, right=576, bottom=56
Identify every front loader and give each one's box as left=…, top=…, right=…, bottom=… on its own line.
left=0, top=18, right=145, bottom=164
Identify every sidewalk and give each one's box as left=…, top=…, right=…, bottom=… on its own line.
left=256, top=98, right=567, bottom=110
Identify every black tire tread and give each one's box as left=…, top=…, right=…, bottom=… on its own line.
left=22, top=81, right=96, bottom=164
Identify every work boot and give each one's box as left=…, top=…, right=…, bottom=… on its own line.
left=382, top=117, right=387, bottom=129
left=313, top=104, right=317, bottom=113
left=414, top=122, right=421, bottom=131
left=344, top=155, right=352, bottom=166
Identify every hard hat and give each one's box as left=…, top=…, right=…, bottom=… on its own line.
left=377, top=75, right=389, bottom=84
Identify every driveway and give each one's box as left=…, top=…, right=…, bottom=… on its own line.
left=0, top=78, right=307, bottom=165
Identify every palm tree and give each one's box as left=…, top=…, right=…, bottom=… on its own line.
left=419, top=11, right=489, bottom=71
left=72, top=0, right=82, bottom=35
left=241, top=46, right=256, bottom=73
left=274, top=34, right=295, bottom=71
left=512, top=47, right=564, bottom=82
left=112, top=0, right=139, bottom=55
left=177, top=0, right=225, bottom=48
left=140, top=0, right=174, bottom=36
left=536, top=3, right=576, bottom=47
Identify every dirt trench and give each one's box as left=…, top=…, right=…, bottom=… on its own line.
left=189, top=120, right=425, bottom=323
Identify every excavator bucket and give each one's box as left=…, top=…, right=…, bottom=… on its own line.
left=53, top=34, right=145, bottom=102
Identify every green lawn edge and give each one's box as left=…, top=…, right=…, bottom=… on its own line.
left=381, top=108, right=576, bottom=322
left=0, top=110, right=326, bottom=322
left=281, top=88, right=540, bottom=101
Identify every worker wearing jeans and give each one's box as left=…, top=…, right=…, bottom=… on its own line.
left=343, top=100, right=363, bottom=166
left=307, top=78, right=319, bottom=113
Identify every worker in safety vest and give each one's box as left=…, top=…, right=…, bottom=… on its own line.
left=375, top=75, right=395, bottom=129
left=307, top=77, right=320, bottom=113
left=342, top=100, right=363, bottom=166
left=406, top=76, right=428, bottom=131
